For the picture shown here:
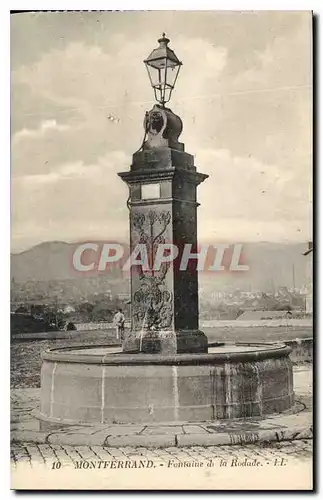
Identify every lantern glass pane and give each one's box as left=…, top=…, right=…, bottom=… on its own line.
left=159, top=65, right=167, bottom=86
left=146, top=64, right=160, bottom=87
left=166, top=65, right=180, bottom=88
left=163, top=86, right=172, bottom=103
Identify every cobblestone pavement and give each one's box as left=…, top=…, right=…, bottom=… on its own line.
left=11, top=440, right=312, bottom=469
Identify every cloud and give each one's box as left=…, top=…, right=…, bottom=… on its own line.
left=13, top=119, right=70, bottom=142
left=229, top=24, right=311, bottom=92
left=17, top=160, right=101, bottom=185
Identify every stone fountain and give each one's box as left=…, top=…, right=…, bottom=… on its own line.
left=37, top=35, right=294, bottom=429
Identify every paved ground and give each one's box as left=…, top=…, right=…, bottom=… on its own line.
left=11, top=439, right=312, bottom=469
left=11, top=325, right=312, bottom=388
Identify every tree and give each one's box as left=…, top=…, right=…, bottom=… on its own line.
left=90, top=302, right=113, bottom=322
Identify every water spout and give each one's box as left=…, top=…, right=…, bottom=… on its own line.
left=139, top=309, right=149, bottom=352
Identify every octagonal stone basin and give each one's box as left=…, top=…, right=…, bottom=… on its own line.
left=38, top=343, right=294, bottom=427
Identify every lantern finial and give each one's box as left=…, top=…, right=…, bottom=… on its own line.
left=158, top=33, right=170, bottom=45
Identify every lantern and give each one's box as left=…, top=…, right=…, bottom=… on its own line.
left=144, top=34, right=182, bottom=106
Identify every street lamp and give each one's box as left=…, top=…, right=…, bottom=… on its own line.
left=144, top=34, right=182, bottom=107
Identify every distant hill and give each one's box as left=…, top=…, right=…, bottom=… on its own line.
left=11, top=241, right=125, bottom=282
left=11, top=241, right=309, bottom=296
left=11, top=241, right=76, bottom=282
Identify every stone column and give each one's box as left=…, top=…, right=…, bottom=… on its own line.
left=118, top=104, right=208, bottom=354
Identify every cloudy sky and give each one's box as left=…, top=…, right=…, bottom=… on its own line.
left=11, top=11, right=312, bottom=252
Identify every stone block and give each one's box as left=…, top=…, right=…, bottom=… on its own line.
left=50, top=431, right=110, bottom=446
left=107, top=434, right=176, bottom=448
left=182, top=425, right=209, bottom=435
left=177, top=433, right=232, bottom=447
left=142, top=426, right=183, bottom=435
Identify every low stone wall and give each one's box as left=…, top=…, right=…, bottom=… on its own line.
left=12, top=329, right=115, bottom=341
left=201, top=319, right=313, bottom=328
left=74, top=319, right=313, bottom=331
left=12, top=331, right=86, bottom=341
left=75, top=322, right=114, bottom=331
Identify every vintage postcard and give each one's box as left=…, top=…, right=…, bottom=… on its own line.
left=10, top=10, right=313, bottom=490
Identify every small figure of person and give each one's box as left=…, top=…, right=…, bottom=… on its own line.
left=113, top=308, right=125, bottom=341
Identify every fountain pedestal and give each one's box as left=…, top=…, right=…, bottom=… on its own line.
left=118, top=104, right=208, bottom=355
